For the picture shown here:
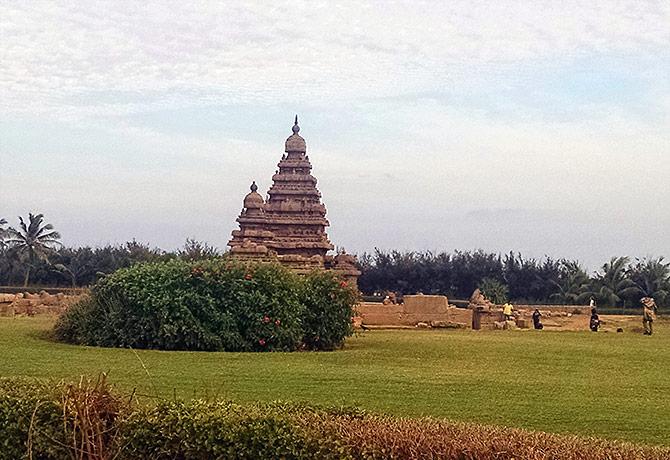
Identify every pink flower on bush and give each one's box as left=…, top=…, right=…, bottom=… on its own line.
left=258, top=339, right=266, bottom=346
left=340, top=281, right=348, bottom=288
left=275, top=319, right=281, bottom=326
left=263, top=316, right=270, bottom=323
left=244, top=273, right=253, bottom=280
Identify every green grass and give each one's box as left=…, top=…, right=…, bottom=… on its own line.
left=1, top=317, right=669, bottom=446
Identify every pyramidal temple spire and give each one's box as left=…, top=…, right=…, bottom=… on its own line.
left=228, top=117, right=360, bottom=286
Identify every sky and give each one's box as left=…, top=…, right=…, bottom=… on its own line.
left=1, top=1, right=669, bottom=271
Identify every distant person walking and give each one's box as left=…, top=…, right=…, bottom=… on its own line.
left=641, top=297, right=658, bottom=336
left=532, top=309, right=543, bottom=330
left=503, top=303, right=514, bottom=321
left=589, top=297, right=596, bottom=309
left=589, top=308, right=600, bottom=332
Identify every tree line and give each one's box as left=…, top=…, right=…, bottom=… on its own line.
left=357, top=249, right=669, bottom=307
left=2, top=213, right=668, bottom=307
left=0, top=213, right=218, bottom=287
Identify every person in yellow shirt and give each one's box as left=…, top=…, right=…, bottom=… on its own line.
left=502, top=303, right=514, bottom=321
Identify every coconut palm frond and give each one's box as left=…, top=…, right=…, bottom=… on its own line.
left=7, top=213, right=62, bottom=286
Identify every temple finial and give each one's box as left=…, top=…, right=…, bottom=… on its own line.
left=250, top=181, right=258, bottom=192
left=292, top=115, right=300, bottom=134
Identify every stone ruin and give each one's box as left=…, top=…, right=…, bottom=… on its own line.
left=228, top=117, right=360, bottom=286
left=467, top=288, right=495, bottom=310
left=357, top=294, right=472, bottom=328
left=355, top=290, right=599, bottom=331
left=0, top=291, right=82, bottom=316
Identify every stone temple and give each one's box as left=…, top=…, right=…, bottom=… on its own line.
left=228, top=117, right=360, bottom=285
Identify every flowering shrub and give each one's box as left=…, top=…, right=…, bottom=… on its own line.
left=55, top=259, right=304, bottom=351
left=54, top=259, right=358, bottom=352
left=301, top=271, right=359, bottom=350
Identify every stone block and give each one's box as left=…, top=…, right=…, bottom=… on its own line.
left=504, top=320, right=517, bottom=330
left=447, top=307, right=473, bottom=324
left=403, top=295, right=449, bottom=314
left=357, top=302, right=404, bottom=315
left=430, top=320, right=466, bottom=329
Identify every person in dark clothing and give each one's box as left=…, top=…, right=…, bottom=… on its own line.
left=532, top=309, right=543, bottom=330
left=589, top=307, right=600, bottom=332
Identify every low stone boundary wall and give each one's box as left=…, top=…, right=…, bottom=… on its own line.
left=0, top=291, right=84, bottom=316
left=357, top=295, right=472, bottom=328
left=356, top=296, right=596, bottom=330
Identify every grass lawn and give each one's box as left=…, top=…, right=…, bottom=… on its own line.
left=1, top=316, right=669, bottom=446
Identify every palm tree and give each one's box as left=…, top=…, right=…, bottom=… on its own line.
left=592, top=257, right=638, bottom=307
left=4, top=213, right=62, bottom=286
left=549, top=261, right=592, bottom=304
left=479, top=277, right=508, bottom=304
left=629, top=257, right=670, bottom=306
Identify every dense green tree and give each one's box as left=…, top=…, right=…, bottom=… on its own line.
left=0, top=218, right=7, bottom=250
left=503, top=253, right=561, bottom=301
left=178, top=238, right=221, bottom=261
left=4, top=214, right=62, bottom=286
left=450, top=250, right=503, bottom=298
left=479, top=277, right=509, bottom=304
left=53, top=247, right=100, bottom=287
left=549, top=261, right=592, bottom=304
left=628, top=257, right=670, bottom=306
left=591, top=257, right=638, bottom=307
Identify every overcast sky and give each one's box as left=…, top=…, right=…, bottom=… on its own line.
left=1, top=1, right=668, bottom=270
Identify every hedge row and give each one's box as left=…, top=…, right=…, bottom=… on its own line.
left=2, top=378, right=669, bottom=460
left=54, top=259, right=358, bottom=351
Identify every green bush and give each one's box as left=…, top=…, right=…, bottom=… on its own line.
left=120, top=401, right=344, bottom=459
left=0, top=379, right=67, bottom=460
left=54, top=259, right=357, bottom=352
left=301, top=271, right=358, bottom=350
left=2, top=378, right=669, bottom=460
left=55, top=259, right=304, bottom=351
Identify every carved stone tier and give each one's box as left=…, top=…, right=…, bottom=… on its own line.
left=228, top=116, right=360, bottom=286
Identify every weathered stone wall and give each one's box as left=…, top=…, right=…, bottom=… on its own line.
left=0, top=291, right=84, bottom=316
left=357, top=295, right=471, bottom=328
left=356, top=297, right=598, bottom=330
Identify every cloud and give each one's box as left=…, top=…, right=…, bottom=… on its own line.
left=1, top=1, right=668, bottom=121
left=1, top=1, right=669, bottom=267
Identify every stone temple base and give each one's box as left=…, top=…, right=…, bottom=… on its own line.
left=230, top=242, right=360, bottom=288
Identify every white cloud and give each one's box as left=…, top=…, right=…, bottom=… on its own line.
left=1, top=1, right=668, bottom=119
left=1, top=1, right=669, bottom=265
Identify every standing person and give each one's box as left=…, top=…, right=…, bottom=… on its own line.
left=641, top=297, right=658, bottom=336
left=589, top=297, right=596, bottom=309
left=503, top=303, right=514, bottom=321
left=532, top=309, right=543, bottom=330
left=589, top=308, right=600, bottom=332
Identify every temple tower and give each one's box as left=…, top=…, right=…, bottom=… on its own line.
left=263, top=116, right=333, bottom=257
left=228, top=117, right=360, bottom=284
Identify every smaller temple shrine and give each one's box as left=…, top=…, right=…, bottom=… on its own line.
left=228, top=117, right=360, bottom=285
